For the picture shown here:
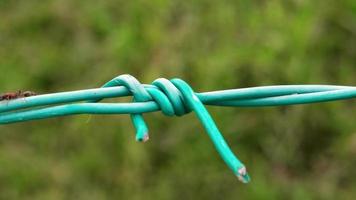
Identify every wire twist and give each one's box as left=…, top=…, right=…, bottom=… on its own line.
left=89, top=75, right=250, bottom=182
left=1, top=74, right=355, bottom=183
left=90, top=75, right=192, bottom=142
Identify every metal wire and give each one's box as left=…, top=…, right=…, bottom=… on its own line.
left=0, top=74, right=355, bottom=183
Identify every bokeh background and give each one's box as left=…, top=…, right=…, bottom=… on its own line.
left=0, top=0, right=355, bottom=199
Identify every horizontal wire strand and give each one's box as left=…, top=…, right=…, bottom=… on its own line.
left=1, top=85, right=355, bottom=114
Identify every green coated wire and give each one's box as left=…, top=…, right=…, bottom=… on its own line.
left=171, top=78, right=250, bottom=183
left=0, top=74, right=355, bottom=183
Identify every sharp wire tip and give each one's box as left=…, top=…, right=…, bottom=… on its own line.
left=236, top=166, right=250, bottom=183
left=136, top=133, right=149, bottom=143
left=143, top=134, right=149, bottom=142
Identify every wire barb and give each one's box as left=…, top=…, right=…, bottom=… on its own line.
left=0, top=74, right=355, bottom=183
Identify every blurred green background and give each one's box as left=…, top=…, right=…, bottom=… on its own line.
left=0, top=0, right=355, bottom=199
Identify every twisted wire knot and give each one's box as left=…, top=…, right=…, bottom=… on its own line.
left=92, top=74, right=250, bottom=183
left=93, top=74, right=192, bottom=141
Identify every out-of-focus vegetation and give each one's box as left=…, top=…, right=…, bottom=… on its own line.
left=0, top=0, right=355, bottom=199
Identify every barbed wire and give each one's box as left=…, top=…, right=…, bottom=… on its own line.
left=1, top=74, right=355, bottom=183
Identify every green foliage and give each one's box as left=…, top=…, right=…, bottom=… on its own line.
left=0, top=0, right=355, bottom=199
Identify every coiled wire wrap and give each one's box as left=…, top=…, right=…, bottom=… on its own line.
left=1, top=74, right=355, bottom=183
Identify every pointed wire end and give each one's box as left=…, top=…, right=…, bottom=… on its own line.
left=136, top=133, right=149, bottom=143
left=236, top=166, right=250, bottom=184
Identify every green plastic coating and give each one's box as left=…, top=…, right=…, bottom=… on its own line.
left=171, top=78, right=250, bottom=183
left=0, top=74, right=355, bottom=183
left=89, top=75, right=153, bottom=142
